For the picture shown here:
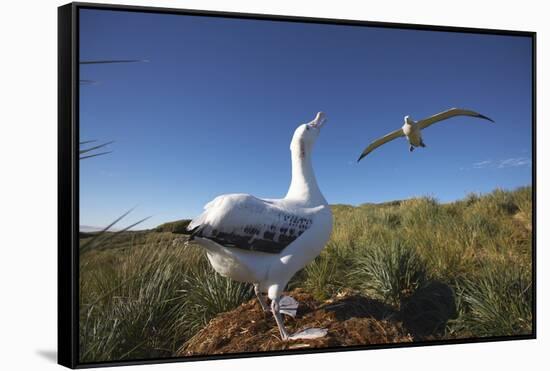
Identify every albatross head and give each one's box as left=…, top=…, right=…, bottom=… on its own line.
left=404, top=115, right=414, bottom=125
left=290, top=112, right=327, bottom=156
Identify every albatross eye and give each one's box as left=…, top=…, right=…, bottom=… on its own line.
left=306, top=126, right=310, bottom=131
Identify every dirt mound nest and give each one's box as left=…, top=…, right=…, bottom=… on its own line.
left=178, top=289, right=413, bottom=356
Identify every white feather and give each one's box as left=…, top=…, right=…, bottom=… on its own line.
left=188, top=113, right=333, bottom=299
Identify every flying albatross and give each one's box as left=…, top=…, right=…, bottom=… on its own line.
left=187, top=112, right=333, bottom=341
left=357, top=108, right=494, bottom=161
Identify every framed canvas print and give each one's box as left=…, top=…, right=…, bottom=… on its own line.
left=58, top=2, right=536, bottom=368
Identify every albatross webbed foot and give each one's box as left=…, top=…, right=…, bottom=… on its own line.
left=271, top=297, right=328, bottom=341
left=288, top=328, right=328, bottom=340
left=279, top=295, right=299, bottom=318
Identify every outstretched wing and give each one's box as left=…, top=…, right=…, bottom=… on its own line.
left=188, top=194, right=313, bottom=254
left=357, top=128, right=404, bottom=162
left=417, top=108, right=494, bottom=130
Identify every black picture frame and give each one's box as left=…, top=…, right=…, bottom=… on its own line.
left=58, top=2, right=537, bottom=369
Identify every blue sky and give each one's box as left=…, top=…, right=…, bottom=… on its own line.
left=79, top=9, right=532, bottom=229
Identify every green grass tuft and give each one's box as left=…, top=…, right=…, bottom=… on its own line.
left=351, top=240, right=428, bottom=306
left=453, top=264, right=532, bottom=337
left=174, top=268, right=254, bottom=335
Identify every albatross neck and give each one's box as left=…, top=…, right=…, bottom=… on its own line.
left=285, top=148, right=327, bottom=206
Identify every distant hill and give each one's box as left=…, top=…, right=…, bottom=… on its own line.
left=154, top=219, right=192, bottom=234
left=360, top=199, right=404, bottom=207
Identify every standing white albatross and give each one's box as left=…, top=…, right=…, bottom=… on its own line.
left=187, top=112, right=333, bottom=341
left=357, top=108, right=494, bottom=161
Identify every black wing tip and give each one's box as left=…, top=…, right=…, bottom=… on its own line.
left=357, top=151, right=369, bottom=162
left=477, top=113, right=495, bottom=123
left=451, top=108, right=495, bottom=123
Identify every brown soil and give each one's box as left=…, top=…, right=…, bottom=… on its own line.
left=177, top=289, right=414, bottom=356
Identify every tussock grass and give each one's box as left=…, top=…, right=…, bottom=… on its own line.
left=300, top=186, right=532, bottom=337
left=174, top=268, right=254, bottom=336
left=316, top=186, right=533, bottom=338
left=300, top=248, right=342, bottom=300
left=79, top=239, right=242, bottom=362
left=351, top=240, right=427, bottom=306
left=454, top=264, right=532, bottom=337
left=79, top=186, right=533, bottom=361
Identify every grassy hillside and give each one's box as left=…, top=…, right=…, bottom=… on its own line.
left=79, top=186, right=533, bottom=363
left=154, top=219, right=192, bottom=234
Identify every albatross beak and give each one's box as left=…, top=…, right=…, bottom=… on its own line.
left=309, top=111, right=327, bottom=129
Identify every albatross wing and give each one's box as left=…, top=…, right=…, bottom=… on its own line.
left=188, top=194, right=314, bottom=254
left=357, top=127, right=404, bottom=161
left=417, top=108, right=495, bottom=130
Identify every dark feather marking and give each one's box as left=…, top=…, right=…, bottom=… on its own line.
left=206, top=231, right=292, bottom=254
left=192, top=215, right=313, bottom=254
left=476, top=113, right=495, bottom=123
left=188, top=225, right=202, bottom=241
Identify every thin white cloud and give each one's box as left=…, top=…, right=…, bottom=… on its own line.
left=472, top=160, right=492, bottom=169
left=498, top=157, right=532, bottom=168
left=468, top=156, right=532, bottom=170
